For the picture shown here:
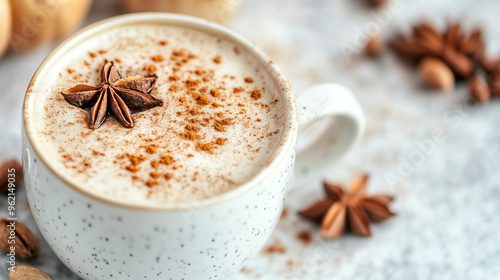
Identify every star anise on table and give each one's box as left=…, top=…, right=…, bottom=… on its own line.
left=61, top=60, right=163, bottom=129
left=390, top=22, right=484, bottom=78
left=390, top=21, right=500, bottom=101
left=299, top=174, right=395, bottom=239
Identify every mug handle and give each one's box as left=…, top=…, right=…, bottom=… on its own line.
left=291, top=83, right=365, bottom=190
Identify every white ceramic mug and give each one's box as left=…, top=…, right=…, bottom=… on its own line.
left=22, top=13, right=364, bottom=279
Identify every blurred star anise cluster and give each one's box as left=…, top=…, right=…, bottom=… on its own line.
left=391, top=22, right=499, bottom=103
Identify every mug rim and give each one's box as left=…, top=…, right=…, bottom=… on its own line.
left=22, top=13, right=297, bottom=211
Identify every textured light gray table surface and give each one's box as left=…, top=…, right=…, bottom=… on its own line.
left=1, top=0, right=499, bottom=279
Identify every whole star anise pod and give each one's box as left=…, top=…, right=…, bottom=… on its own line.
left=299, top=174, right=395, bottom=239
left=61, top=60, right=163, bottom=129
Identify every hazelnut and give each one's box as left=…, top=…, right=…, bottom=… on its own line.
left=365, top=36, right=384, bottom=57
left=9, top=265, right=53, bottom=280
left=419, top=57, right=455, bottom=91
left=0, top=0, right=11, bottom=57
left=9, top=0, right=92, bottom=52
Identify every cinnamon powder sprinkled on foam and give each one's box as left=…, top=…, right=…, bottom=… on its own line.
left=146, top=180, right=158, bottom=187
left=147, top=65, right=157, bottom=73
left=35, top=25, right=284, bottom=205
left=185, top=124, right=200, bottom=132
left=196, top=142, right=214, bottom=153
left=250, top=90, right=262, bottom=100
left=151, top=55, right=164, bottom=62
left=145, top=145, right=157, bottom=154
left=92, top=150, right=105, bottom=156
left=160, top=155, right=174, bottom=165
left=181, top=131, right=200, bottom=141
left=126, top=164, right=138, bottom=173
left=210, top=89, right=220, bottom=97
left=172, top=50, right=184, bottom=57
left=150, top=172, right=161, bottom=178
left=216, top=138, right=227, bottom=145
left=194, top=94, right=210, bottom=105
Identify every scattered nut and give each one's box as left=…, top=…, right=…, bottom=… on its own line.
left=365, top=36, right=384, bottom=57
left=0, top=0, right=11, bottom=57
left=9, top=265, right=53, bottom=280
left=9, top=0, right=92, bottom=52
left=419, top=57, right=455, bottom=91
left=0, top=219, right=39, bottom=259
left=0, top=160, right=23, bottom=194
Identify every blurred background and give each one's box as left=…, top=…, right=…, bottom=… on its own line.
left=1, top=0, right=499, bottom=279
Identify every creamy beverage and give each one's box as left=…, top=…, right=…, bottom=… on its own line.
left=29, top=23, right=285, bottom=206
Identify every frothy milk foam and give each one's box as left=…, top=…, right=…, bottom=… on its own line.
left=30, top=23, right=285, bottom=206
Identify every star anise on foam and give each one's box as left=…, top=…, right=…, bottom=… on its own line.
left=299, top=174, right=395, bottom=239
left=61, top=60, right=163, bottom=129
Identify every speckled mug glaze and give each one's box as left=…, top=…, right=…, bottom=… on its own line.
left=22, top=13, right=365, bottom=279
